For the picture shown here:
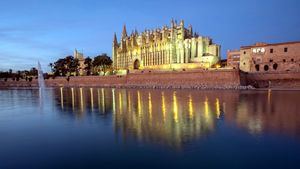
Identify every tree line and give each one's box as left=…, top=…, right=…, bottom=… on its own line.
left=0, top=53, right=113, bottom=81
left=49, top=53, right=112, bottom=76
left=0, top=67, right=39, bottom=81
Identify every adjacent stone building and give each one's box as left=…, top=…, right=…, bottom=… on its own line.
left=227, top=41, right=300, bottom=72
left=226, top=49, right=240, bottom=69
left=112, top=20, right=221, bottom=71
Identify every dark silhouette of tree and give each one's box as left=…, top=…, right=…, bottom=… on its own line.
left=28, top=67, right=38, bottom=76
left=8, top=69, right=13, bottom=78
left=52, top=56, right=79, bottom=76
left=1, top=68, right=39, bottom=80
left=48, top=63, right=54, bottom=73
left=93, top=54, right=112, bottom=76
left=65, top=56, right=79, bottom=76
left=84, top=57, right=93, bottom=76
left=53, top=58, right=67, bottom=76
left=0, top=71, right=9, bottom=79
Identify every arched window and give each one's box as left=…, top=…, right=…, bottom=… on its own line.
left=264, top=65, right=269, bottom=71
left=255, top=64, right=260, bottom=71
left=273, top=63, right=278, bottom=70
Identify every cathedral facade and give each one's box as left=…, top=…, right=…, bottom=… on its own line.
left=112, top=20, right=221, bottom=71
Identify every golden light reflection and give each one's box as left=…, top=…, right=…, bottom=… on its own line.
left=189, top=94, right=194, bottom=119
left=204, top=97, right=209, bottom=120
left=148, top=92, right=152, bottom=121
left=54, top=88, right=300, bottom=148
left=162, top=92, right=166, bottom=122
left=101, top=88, right=105, bottom=112
left=112, top=89, right=116, bottom=114
left=173, top=91, right=178, bottom=123
left=60, top=87, right=64, bottom=109
left=71, top=88, right=75, bottom=110
left=90, top=88, right=94, bottom=111
left=56, top=89, right=232, bottom=149
left=80, top=87, right=83, bottom=112
left=137, top=90, right=142, bottom=118
left=216, top=98, right=220, bottom=119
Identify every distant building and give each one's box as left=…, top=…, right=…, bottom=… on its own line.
left=74, top=49, right=85, bottom=75
left=112, top=19, right=221, bottom=71
left=227, top=41, right=300, bottom=72
left=227, top=49, right=240, bottom=69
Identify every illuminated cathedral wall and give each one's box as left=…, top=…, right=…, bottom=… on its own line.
left=112, top=20, right=221, bottom=70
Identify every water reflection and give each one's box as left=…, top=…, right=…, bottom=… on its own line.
left=227, top=91, right=300, bottom=136
left=55, top=88, right=300, bottom=148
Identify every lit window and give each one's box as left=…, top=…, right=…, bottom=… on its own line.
left=253, top=48, right=265, bottom=54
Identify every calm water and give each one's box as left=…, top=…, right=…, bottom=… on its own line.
left=0, top=88, right=300, bottom=169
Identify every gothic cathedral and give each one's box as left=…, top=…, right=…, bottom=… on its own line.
left=112, top=19, right=221, bottom=70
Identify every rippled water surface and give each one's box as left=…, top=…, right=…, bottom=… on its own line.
left=0, top=88, right=300, bottom=169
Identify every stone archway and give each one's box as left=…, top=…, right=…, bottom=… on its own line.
left=133, top=59, right=140, bottom=69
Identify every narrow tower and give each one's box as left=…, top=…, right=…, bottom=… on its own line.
left=121, top=24, right=128, bottom=50
left=121, top=24, right=128, bottom=39
left=112, top=33, right=118, bottom=68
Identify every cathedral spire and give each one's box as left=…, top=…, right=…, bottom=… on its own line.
left=188, top=24, right=193, bottom=36
left=113, top=32, right=118, bottom=46
left=74, top=48, right=78, bottom=58
left=180, top=19, right=184, bottom=26
left=122, top=24, right=128, bottom=39
left=171, top=18, right=175, bottom=27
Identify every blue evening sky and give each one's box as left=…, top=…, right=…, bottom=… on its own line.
left=0, top=0, right=299, bottom=71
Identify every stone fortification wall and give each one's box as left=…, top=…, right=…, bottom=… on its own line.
left=0, top=69, right=242, bottom=89
left=2, top=70, right=299, bottom=89
left=242, top=71, right=300, bottom=88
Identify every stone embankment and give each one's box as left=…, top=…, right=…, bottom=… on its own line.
left=2, top=69, right=299, bottom=90
left=241, top=71, right=300, bottom=89
left=0, top=69, right=253, bottom=90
